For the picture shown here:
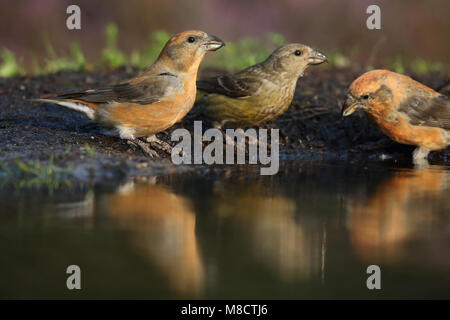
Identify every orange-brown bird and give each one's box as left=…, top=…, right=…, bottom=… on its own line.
left=342, top=70, right=450, bottom=165
left=196, top=44, right=327, bottom=127
left=33, top=30, right=224, bottom=157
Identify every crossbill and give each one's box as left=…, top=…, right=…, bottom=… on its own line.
left=33, top=30, right=224, bottom=157
left=196, top=44, right=327, bottom=127
left=342, top=70, right=450, bottom=165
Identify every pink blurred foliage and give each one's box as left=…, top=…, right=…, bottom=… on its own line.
left=0, top=0, right=448, bottom=71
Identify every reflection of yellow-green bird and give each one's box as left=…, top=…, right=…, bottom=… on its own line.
left=196, top=44, right=327, bottom=127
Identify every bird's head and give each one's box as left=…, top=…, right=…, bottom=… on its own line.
left=265, top=44, right=327, bottom=78
left=342, top=70, right=395, bottom=117
left=157, top=30, right=225, bottom=74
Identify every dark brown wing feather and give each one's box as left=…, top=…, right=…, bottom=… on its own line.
left=57, top=77, right=175, bottom=105
left=399, top=95, right=450, bottom=130
left=197, top=74, right=262, bottom=98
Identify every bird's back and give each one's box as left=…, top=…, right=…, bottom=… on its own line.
left=197, top=65, right=297, bottom=126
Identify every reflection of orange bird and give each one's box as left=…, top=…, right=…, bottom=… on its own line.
left=103, top=182, right=204, bottom=296
left=347, top=168, right=449, bottom=263
left=342, top=70, right=450, bottom=165
left=33, top=31, right=224, bottom=157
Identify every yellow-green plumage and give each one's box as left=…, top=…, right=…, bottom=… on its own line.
left=196, top=43, right=327, bottom=127
left=198, top=86, right=295, bottom=127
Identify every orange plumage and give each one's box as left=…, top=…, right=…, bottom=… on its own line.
left=342, top=70, right=449, bottom=165
left=32, top=30, right=225, bottom=157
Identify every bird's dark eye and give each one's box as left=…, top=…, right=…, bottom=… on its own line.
left=187, top=36, right=196, bottom=43
left=362, top=94, right=369, bottom=100
left=294, top=50, right=302, bottom=56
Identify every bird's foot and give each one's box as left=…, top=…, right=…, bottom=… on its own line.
left=145, top=135, right=173, bottom=154
left=412, top=147, right=430, bottom=167
left=223, top=130, right=265, bottom=162
left=127, top=138, right=159, bottom=158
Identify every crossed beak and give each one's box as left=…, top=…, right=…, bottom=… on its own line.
left=341, top=94, right=363, bottom=117
left=202, top=34, right=225, bottom=51
left=308, top=49, right=328, bottom=65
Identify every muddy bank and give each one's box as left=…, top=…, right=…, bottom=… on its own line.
left=0, top=67, right=449, bottom=182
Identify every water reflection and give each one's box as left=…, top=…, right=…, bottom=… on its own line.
left=62, top=165, right=449, bottom=295
left=347, top=167, right=450, bottom=265
left=57, top=191, right=94, bottom=219
left=209, top=183, right=325, bottom=281
left=101, top=181, right=204, bottom=295
left=4, top=163, right=448, bottom=298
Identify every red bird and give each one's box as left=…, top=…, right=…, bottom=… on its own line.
left=33, top=30, right=224, bottom=157
left=342, top=69, right=450, bottom=165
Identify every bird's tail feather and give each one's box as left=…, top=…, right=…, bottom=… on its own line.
left=30, top=98, right=96, bottom=119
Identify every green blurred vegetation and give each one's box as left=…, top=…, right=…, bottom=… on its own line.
left=214, top=32, right=286, bottom=70
left=0, top=23, right=447, bottom=77
left=389, top=55, right=445, bottom=74
left=0, top=157, right=72, bottom=193
left=34, top=38, right=86, bottom=74
left=0, top=49, right=25, bottom=77
left=102, top=23, right=127, bottom=68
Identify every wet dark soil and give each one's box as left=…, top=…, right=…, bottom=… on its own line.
left=0, top=66, right=449, bottom=182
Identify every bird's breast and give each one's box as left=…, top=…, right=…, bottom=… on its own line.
left=367, top=111, right=448, bottom=150
left=96, top=77, right=197, bottom=136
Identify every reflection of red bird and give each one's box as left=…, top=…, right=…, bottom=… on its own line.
left=342, top=70, right=450, bottom=165
left=33, top=31, right=224, bottom=157
left=347, top=167, right=449, bottom=264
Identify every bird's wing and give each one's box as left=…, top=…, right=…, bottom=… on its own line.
left=398, top=94, right=450, bottom=130
left=57, top=76, right=177, bottom=105
left=197, top=74, right=263, bottom=99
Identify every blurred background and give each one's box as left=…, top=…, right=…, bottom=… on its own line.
left=0, top=0, right=449, bottom=75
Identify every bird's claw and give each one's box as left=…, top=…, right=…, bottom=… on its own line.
left=127, top=139, right=159, bottom=158
left=146, top=136, right=173, bottom=154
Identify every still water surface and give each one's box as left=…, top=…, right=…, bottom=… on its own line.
left=1, top=162, right=449, bottom=299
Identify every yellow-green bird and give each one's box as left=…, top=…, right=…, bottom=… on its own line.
left=196, top=44, right=327, bottom=127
